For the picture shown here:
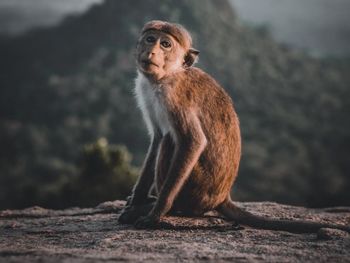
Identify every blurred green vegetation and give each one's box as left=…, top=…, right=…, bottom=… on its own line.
left=63, top=138, right=138, bottom=207
left=0, top=0, right=349, bottom=209
left=0, top=137, right=137, bottom=209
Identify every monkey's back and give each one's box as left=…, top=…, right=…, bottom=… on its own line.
left=165, top=67, right=241, bottom=215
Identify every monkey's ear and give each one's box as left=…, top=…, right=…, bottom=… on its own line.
left=184, top=48, right=200, bottom=67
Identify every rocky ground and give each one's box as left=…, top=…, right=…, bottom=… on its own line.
left=0, top=201, right=349, bottom=262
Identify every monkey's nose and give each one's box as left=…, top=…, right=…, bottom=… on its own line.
left=147, top=44, right=160, bottom=58
left=147, top=51, right=155, bottom=58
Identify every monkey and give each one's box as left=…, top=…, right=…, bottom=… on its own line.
left=118, top=20, right=350, bottom=233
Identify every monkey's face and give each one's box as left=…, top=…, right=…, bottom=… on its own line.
left=136, top=30, right=187, bottom=81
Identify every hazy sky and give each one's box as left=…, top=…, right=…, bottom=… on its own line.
left=230, top=0, right=350, bottom=56
left=0, top=0, right=349, bottom=57
left=0, top=0, right=102, bottom=33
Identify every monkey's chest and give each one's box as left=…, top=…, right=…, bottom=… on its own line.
left=138, top=86, right=172, bottom=136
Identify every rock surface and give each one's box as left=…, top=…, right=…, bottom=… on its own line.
left=0, top=201, right=349, bottom=262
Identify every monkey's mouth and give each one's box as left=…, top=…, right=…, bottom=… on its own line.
left=141, top=59, right=159, bottom=68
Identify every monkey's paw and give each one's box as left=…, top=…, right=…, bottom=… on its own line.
left=118, top=207, right=141, bottom=224
left=134, top=215, right=160, bottom=229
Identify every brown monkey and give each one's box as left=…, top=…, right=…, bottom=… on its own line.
left=118, top=20, right=350, bottom=233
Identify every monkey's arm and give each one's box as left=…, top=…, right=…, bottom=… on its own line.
left=118, top=133, right=161, bottom=224
left=135, top=112, right=207, bottom=227
left=129, top=133, right=162, bottom=205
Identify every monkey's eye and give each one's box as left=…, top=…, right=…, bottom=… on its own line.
left=145, top=36, right=156, bottom=43
left=161, top=40, right=172, bottom=49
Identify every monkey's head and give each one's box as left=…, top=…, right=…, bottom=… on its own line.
left=136, top=20, right=199, bottom=81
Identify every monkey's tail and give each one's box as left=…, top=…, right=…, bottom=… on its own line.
left=217, top=197, right=350, bottom=233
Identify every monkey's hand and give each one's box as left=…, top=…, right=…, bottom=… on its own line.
left=118, top=207, right=140, bottom=224
left=118, top=202, right=156, bottom=225
left=134, top=214, right=161, bottom=229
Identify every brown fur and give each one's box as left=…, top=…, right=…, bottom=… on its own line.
left=153, top=67, right=241, bottom=216
left=118, top=21, right=350, bottom=233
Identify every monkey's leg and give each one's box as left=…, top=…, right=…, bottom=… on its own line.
left=118, top=134, right=161, bottom=224
left=135, top=119, right=207, bottom=228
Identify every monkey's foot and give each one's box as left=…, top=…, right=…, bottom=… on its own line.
left=134, top=215, right=160, bottom=229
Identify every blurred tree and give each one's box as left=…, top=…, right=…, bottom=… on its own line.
left=62, top=138, right=138, bottom=208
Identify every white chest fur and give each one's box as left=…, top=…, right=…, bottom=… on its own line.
left=134, top=72, right=172, bottom=137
